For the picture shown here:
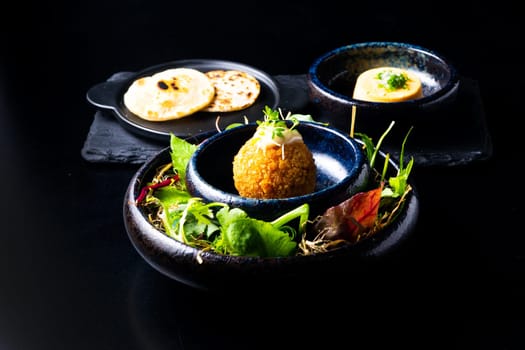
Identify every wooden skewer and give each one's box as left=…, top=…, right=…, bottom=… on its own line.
left=350, top=105, right=356, bottom=138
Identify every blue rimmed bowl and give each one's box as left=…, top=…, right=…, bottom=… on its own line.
left=185, top=121, right=369, bottom=221
left=307, top=42, right=460, bottom=141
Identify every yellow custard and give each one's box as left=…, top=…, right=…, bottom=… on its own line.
left=353, top=67, right=423, bottom=102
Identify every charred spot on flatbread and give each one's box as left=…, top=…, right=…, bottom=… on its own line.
left=123, top=68, right=215, bottom=121
left=202, top=70, right=261, bottom=112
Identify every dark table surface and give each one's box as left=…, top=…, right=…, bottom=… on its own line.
left=2, top=1, right=524, bottom=349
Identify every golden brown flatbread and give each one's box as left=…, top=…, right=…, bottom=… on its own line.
left=123, top=68, right=215, bottom=121
left=202, top=70, right=261, bottom=112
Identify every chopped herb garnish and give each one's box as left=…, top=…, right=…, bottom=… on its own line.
left=376, top=70, right=410, bottom=91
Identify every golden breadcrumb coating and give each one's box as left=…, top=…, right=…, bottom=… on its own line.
left=233, top=138, right=316, bottom=199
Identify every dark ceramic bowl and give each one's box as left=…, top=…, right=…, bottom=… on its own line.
left=185, top=121, right=369, bottom=221
left=307, top=42, right=459, bottom=142
left=123, top=124, right=420, bottom=291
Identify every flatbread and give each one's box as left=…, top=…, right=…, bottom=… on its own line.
left=123, top=68, right=215, bottom=121
left=201, top=70, right=261, bottom=112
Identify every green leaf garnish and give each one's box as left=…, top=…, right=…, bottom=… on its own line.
left=376, top=70, right=410, bottom=91
left=169, top=134, right=197, bottom=189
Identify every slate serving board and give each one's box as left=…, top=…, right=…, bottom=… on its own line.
left=81, top=73, right=492, bottom=167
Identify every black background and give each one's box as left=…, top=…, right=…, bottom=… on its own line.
left=1, top=1, right=524, bottom=349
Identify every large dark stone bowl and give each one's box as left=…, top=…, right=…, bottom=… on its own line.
left=123, top=124, right=420, bottom=291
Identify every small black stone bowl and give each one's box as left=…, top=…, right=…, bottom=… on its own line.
left=307, top=41, right=459, bottom=143
left=185, top=122, right=369, bottom=221
left=123, top=123, right=420, bottom=291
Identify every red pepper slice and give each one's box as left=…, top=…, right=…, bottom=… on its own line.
left=314, top=184, right=383, bottom=243
left=135, top=175, right=180, bottom=204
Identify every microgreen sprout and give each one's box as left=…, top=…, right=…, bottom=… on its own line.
left=354, top=121, right=414, bottom=198
left=257, top=105, right=300, bottom=139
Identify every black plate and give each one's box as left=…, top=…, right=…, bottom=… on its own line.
left=86, top=59, right=280, bottom=141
